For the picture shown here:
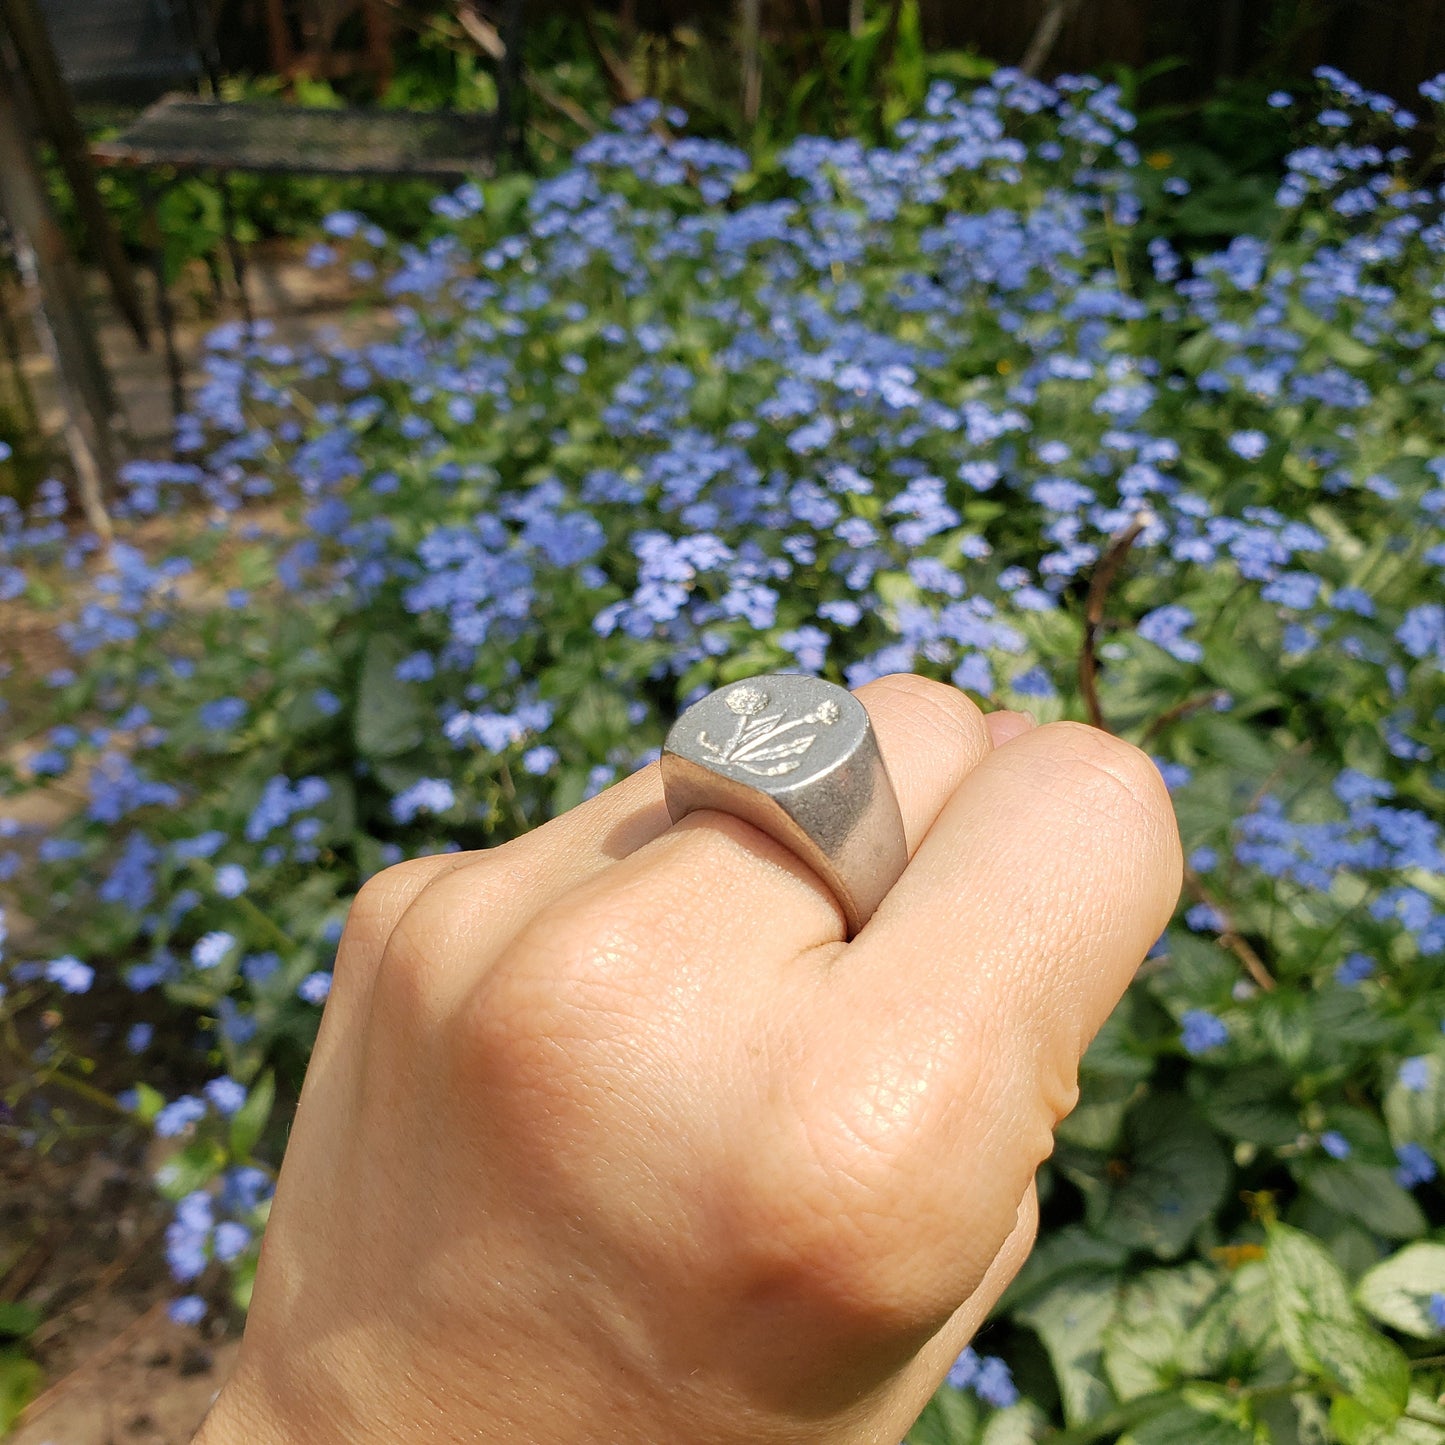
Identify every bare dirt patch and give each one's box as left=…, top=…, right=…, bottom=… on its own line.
left=2, top=1135, right=239, bottom=1444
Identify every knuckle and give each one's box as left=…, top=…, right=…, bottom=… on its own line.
left=464, top=898, right=651, bottom=1080
left=1035, top=721, right=1176, bottom=834
left=365, top=852, right=492, bottom=1012
left=348, top=855, right=461, bottom=941
left=335, top=857, right=452, bottom=992
left=714, top=1033, right=1016, bottom=1328
left=720, top=1152, right=980, bottom=1333
left=506, top=895, right=645, bottom=1001
left=704, top=1139, right=904, bottom=1324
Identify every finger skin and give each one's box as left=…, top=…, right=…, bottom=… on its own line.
left=747, top=722, right=1181, bottom=1329
left=492, top=674, right=997, bottom=968
left=856, top=675, right=998, bottom=855
left=348, top=680, right=1024, bottom=1022
left=199, top=710, right=1172, bottom=1445
left=365, top=675, right=1001, bottom=1030
left=984, top=709, right=1036, bottom=747
left=340, top=764, right=670, bottom=1029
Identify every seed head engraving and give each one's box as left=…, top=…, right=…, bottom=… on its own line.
left=698, top=687, right=843, bottom=777
left=725, top=685, right=768, bottom=716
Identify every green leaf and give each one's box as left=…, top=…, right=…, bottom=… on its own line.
left=1357, top=1242, right=1445, bottom=1339
left=1195, top=638, right=1277, bottom=703
left=875, top=569, right=922, bottom=611
left=230, top=1252, right=259, bottom=1313
left=229, top=1071, right=276, bottom=1161
left=1256, top=1390, right=1331, bottom=1445
left=1323, top=328, right=1376, bottom=369
left=1328, top=1393, right=1388, bottom=1445
left=0, top=1302, right=40, bottom=1340
left=1253, top=990, right=1315, bottom=1071
left=130, top=1081, right=167, bottom=1125
left=154, top=1138, right=226, bottom=1201
left=1295, top=1159, right=1426, bottom=1241
left=1121, top=1398, right=1254, bottom=1445
left=1384, top=1044, right=1445, bottom=1155
left=1158, top=931, right=1237, bottom=1003
left=1178, top=1259, right=1277, bottom=1379
left=1391, top=1390, right=1445, bottom=1443
left=979, top=1401, right=1050, bottom=1445
left=0, top=1349, right=42, bottom=1432
left=908, top=1387, right=981, bottom=1445
left=1014, top=1273, right=1120, bottom=1426
left=1100, top=1096, right=1230, bottom=1260
left=1192, top=1065, right=1299, bottom=1147
left=1080, top=1001, right=1155, bottom=1085
left=567, top=681, right=634, bottom=750
left=1307, top=1317, right=1409, bottom=1422
left=1189, top=712, right=1279, bottom=779
left=1102, top=1263, right=1221, bottom=1400
left=1308, top=988, right=1396, bottom=1051
left=1001, top=1224, right=1129, bottom=1313
left=1265, top=1221, right=1358, bottom=1375
left=354, top=633, right=426, bottom=760
left=1056, top=1072, right=1137, bottom=1152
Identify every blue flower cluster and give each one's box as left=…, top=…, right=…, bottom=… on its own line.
left=945, top=1345, right=1019, bottom=1409
left=2, top=65, right=1444, bottom=1423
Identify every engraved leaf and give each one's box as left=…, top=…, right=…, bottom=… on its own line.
left=737, top=734, right=817, bottom=763
left=737, top=713, right=787, bottom=741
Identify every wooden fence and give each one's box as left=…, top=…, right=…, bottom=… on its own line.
left=611, top=0, right=1445, bottom=101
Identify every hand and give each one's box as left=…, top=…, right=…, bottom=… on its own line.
left=196, top=675, right=1181, bottom=1445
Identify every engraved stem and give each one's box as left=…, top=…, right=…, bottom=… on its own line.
left=731, top=712, right=825, bottom=762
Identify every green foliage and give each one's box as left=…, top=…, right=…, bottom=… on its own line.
left=0, top=1301, right=41, bottom=1432
left=1358, top=1243, right=1445, bottom=1339
left=5, top=57, right=1445, bottom=1445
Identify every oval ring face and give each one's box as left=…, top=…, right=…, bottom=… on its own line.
left=661, top=674, right=908, bottom=937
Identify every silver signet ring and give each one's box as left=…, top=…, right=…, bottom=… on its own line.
left=660, top=674, right=908, bottom=938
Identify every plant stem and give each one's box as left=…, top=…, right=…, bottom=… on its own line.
left=496, top=759, right=529, bottom=833
left=30, top=1063, right=129, bottom=1116
left=1137, top=688, right=1232, bottom=745
left=232, top=891, right=298, bottom=953
left=1078, top=511, right=1149, bottom=731
left=1, top=1024, right=129, bottom=1118
left=1182, top=862, right=1277, bottom=992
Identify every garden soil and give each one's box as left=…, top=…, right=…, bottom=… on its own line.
left=2, top=246, right=368, bottom=1442
left=2, top=1138, right=239, bottom=1444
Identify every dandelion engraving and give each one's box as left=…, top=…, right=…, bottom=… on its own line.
left=695, top=685, right=843, bottom=777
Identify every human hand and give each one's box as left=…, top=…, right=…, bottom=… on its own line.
left=195, top=675, right=1181, bottom=1445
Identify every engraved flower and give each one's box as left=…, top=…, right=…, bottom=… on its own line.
left=815, top=699, right=841, bottom=725
left=725, top=685, right=769, bottom=716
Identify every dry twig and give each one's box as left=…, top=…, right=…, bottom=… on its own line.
left=1182, top=863, right=1277, bottom=992
left=1138, top=688, right=1232, bottom=746
left=1020, top=0, right=1085, bottom=78
left=17, top=1299, right=170, bottom=1425
left=1077, top=512, right=1149, bottom=730
left=455, top=0, right=505, bottom=60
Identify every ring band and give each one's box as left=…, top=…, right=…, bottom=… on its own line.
left=660, top=674, right=908, bottom=937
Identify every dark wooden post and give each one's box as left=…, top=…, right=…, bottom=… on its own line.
left=494, top=0, right=528, bottom=167
left=739, top=0, right=762, bottom=124
left=0, top=54, right=115, bottom=539
left=0, top=0, right=149, bottom=348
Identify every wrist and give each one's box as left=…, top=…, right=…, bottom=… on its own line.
left=194, top=1385, right=293, bottom=1445
left=193, top=1361, right=336, bottom=1445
